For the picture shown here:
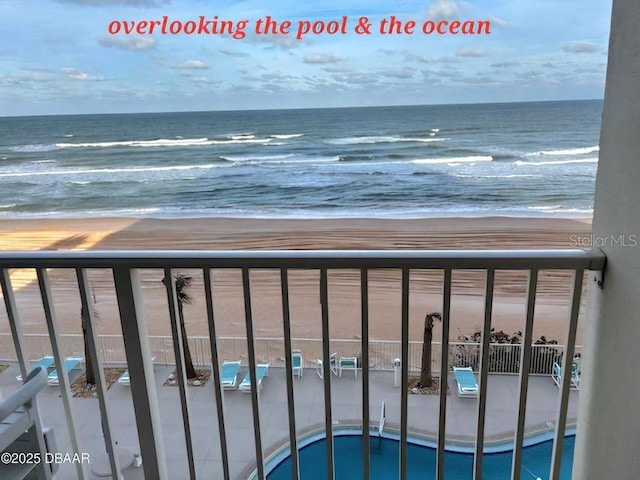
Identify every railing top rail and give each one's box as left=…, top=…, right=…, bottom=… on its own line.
left=0, top=248, right=605, bottom=270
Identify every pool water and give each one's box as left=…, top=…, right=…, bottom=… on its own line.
left=266, top=434, right=574, bottom=480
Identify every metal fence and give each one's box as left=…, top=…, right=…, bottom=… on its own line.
left=0, top=333, right=583, bottom=376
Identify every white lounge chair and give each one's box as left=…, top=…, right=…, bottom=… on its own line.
left=239, top=364, right=269, bottom=393
left=1, top=367, right=58, bottom=478
left=453, top=367, right=479, bottom=397
left=117, top=370, right=131, bottom=386
left=221, top=361, right=241, bottom=390
left=48, top=357, right=84, bottom=386
left=551, top=360, right=580, bottom=390
left=315, top=353, right=338, bottom=379
left=338, top=356, right=358, bottom=379
left=292, top=350, right=303, bottom=378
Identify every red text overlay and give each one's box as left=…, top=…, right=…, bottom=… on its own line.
left=107, top=16, right=492, bottom=40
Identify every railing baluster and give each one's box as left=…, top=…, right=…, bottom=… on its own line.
left=163, top=269, right=196, bottom=480
left=549, top=270, right=584, bottom=480
left=242, top=267, right=265, bottom=480
left=0, top=269, right=28, bottom=381
left=400, top=268, right=409, bottom=480
left=203, top=268, right=231, bottom=480
left=361, top=268, right=370, bottom=480
left=36, top=268, right=84, bottom=480
left=1, top=269, right=52, bottom=480
left=320, top=268, right=335, bottom=480
left=280, top=268, right=300, bottom=480
left=511, top=269, right=538, bottom=480
left=436, top=268, right=452, bottom=480
left=474, top=269, right=495, bottom=480
left=113, top=267, right=167, bottom=479
left=77, top=268, right=121, bottom=479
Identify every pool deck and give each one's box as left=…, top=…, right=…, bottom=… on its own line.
left=0, top=364, right=578, bottom=479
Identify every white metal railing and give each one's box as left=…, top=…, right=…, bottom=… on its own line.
left=0, top=333, right=582, bottom=376
left=0, top=249, right=605, bottom=480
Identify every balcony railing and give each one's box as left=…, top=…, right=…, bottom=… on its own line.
left=0, top=249, right=605, bottom=480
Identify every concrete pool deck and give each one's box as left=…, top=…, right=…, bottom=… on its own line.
left=0, top=364, right=578, bottom=479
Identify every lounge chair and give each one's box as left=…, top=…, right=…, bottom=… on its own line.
left=338, top=356, right=358, bottom=379
left=16, top=355, right=55, bottom=381
left=117, top=356, right=155, bottom=387
left=0, top=367, right=59, bottom=479
left=239, top=364, right=269, bottom=393
left=551, top=360, right=580, bottom=390
left=48, top=357, right=84, bottom=386
left=221, top=361, right=241, bottom=390
left=453, top=367, right=479, bottom=397
left=117, top=370, right=131, bottom=386
left=315, top=353, right=338, bottom=379
left=292, top=350, right=303, bottom=378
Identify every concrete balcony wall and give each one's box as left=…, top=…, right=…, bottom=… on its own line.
left=575, top=1, right=640, bottom=478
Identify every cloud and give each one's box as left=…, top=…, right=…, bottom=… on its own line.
left=185, top=75, right=214, bottom=84
left=456, top=48, right=485, bottom=58
left=218, top=48, right=249, bottom=58
left=321, top=65, right=351, bottom=73
left=491, top=61, right=520, bottom=68
left=98, top=37, right=156, bottom=51
left=58, top=0, right=169, bottom=6
left=563, top=41, right=600, bottom=53
left=427, top=0, right=470, bottom=21
left=407, top=54, right=433, bottom=63
left=62, top=68, right=105, bottom=81
left=303, top=54, right=341, bottom=65
left=167, top=60, right=209, bottom=70
left=379, top=68, right=415, bottom=79
left=249, top=33, right=305, bottom=50
left=5, top=68, right=58, bottom=83
left=377, top=49, right=401, bottom=56
left=489, top=16, right=512, bottom=29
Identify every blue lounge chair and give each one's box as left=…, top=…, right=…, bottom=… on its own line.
left=292, top=350, right=303, bottom=378
left=221, top=361, right=241, bottom=390
left=453, top=367, right=478, bottom=397
left=48, top=357, right=84, bottom=386
left=551, top=360, right=580, bottom=390
left=16, top=356, right=55, bottom=381
left=117, top=356, right=155, bottom=386
left=239, top=364, right=269, bottom=393
left=338, top=356, right=358, bottom=379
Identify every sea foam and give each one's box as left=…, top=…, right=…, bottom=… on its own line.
left=515, top=158, right=598, bottom=166
left=531, top=146, right=599, bottom=156
left=412, top=155, right=493, bottom=165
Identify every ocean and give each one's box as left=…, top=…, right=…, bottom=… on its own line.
left=0, top=100, right=601, bottom=218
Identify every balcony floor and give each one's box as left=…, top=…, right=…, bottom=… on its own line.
left=0, top=364, right=578, bottom=480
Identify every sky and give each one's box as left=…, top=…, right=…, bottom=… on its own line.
left=0, top=0, right=612, bottom=116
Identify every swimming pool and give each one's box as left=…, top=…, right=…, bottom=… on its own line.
left=264, top=432, right=574, bottom=480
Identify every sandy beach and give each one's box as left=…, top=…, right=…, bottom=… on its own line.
left=0, top=216, right=593, bottom=356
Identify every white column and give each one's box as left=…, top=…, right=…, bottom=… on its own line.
left=574, top=1, right=640, bottom=478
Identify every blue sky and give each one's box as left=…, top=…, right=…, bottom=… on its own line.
left=0, top=0, right=611, bottom=116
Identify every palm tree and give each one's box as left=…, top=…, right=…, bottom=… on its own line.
left=164, top=273, right=198, bottom=379
left=81, top=304, right=96, bottom=387
left=418, top=311, right=442, bottom=388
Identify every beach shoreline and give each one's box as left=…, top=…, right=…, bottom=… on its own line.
left=0, top=215, right=593, bottom=360
left=0, top=215, right=592, bottom=250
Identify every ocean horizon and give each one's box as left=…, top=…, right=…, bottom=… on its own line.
left=2, top=99, right=601, bottom=219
